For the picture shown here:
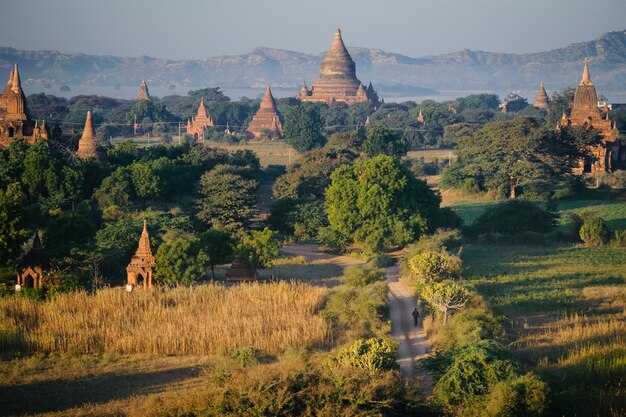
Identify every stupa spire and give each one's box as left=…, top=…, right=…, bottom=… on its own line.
left=135, top=79, right=151, bottom=100
left=11, top=63, right=22, bottom=93
left=580, top=58, right=592, bottom=86
left=533, top=81, right=550, bottom=110
left=197, top=97, right=207, bottom=117
left=245, top=84, right=283, bottom=138
left=76, top=111, right=102, bottom=162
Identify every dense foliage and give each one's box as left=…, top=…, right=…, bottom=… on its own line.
left=325, top=155, right=456, bottom=253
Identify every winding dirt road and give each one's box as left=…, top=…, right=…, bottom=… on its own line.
left=281, top=245, right=432, bottom=392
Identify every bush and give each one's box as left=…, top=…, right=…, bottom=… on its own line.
left=484, top=373, right=548, bottom=417
left=579, top=215, right=610, bottom=246
left=434, top=307, right=505, bottom=352
left=370, top=255, right=395, bottom=268
left=432, top=341, right=519, bottom=414
left=612, top=229, right=626, bottom=247
left=317, top=226, right=350, bottom=252
left=231, top=345, right=260, bottom=368
left=342, top=264, right=386, bottom=287
left=472, top=200, right=557, bottom=235
left=329, top=337, right=398, bottom=371
left=596, top=171, right=626, bottom=189
left=408, top=251, right=461, bottom=283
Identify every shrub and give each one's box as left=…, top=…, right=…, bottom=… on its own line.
left=579, top=215, right=610, bottom=246
left=612, top=229, right=626, bottom=247
left=408, top=251, right=461, bottom=283
left=432, top=341, right=519, bottom=414
left=596, top=170, right=626, bottom=189
left=484, top=373, right=548, bottom=417
left=317, top=226, right=350, bottom=252
left=342, top=264, right=386, bottom=287
left=434, top=307, right=505, bottom=352
left=472, top=200, right=557, bottom=235
left=329, top=337, right=398, bottom=371
left=231, top=345, right=260, bottom=368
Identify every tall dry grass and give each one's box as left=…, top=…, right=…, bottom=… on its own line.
left=0, top=281, right=330, bottom=356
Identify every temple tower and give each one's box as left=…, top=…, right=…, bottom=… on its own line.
left=77, top=111, right=104, bottom=162
left=135, top=79, right=151, bottom=101
left=298, top=29, right=379, bottom=105
left=563, top=58, right=623, bottom=172
left=0, top=64, right=47, bottom=147
left=126, top=220, right=156, bottom=288
left=533, top=81, right=550, bottom=110
left=16, top=231, right=49, bottom=289
left=186, top=98, right=214, bottom=142
left=246, top=85, right=284, bottom=138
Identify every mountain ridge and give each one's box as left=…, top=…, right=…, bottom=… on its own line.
left=1, top=29, right=626, bottom=94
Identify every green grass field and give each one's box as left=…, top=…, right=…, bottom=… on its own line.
left=463, top=244, right=626, bottom=416
left=448, top=196, right=626, bottom=231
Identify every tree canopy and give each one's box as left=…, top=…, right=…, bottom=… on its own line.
left=284, top=103, right=327, bottom=152
left=325, top=155, right=448, bottom=253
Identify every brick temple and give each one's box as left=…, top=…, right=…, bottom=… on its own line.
left=246, top=85, right=283, bottom=139
left=0, top=64, right=48, bottom=147
left=298, top=28, right=379, bottom=105
left=186, top=98, right=214, bottom=142
left=560, top=59, right=624, bottom=172
left=126, top=220, right=156, bottom=288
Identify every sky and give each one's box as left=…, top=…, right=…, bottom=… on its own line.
left=1, top=0, right=625, bottom=60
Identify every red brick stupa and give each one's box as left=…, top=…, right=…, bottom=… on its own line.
left=298, top=28, right=378, bottom=105
left=246, top=85, right=284, bottom=139
left=76, top=111, right=104, bottom=162
left=135, top=79, right=151, bottom=101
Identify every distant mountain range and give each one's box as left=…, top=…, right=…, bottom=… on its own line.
left=1, top=30, right=626, bottom=96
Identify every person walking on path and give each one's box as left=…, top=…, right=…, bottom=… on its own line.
left=412, top=307, right=420, bottom=327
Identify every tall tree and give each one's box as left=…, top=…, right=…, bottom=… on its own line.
left=363, top=124, right=407, bottom=157
left=284, top=103, right=326, bottom=152
left=325, top=155, right=443, bottom=253
left=155, top=235, right=209, bottom=286
left=196, top=165, right=258, bottom=231
left=0, top=183, right=29, bottom=266
left=197, top=229, right=235, bottom=279
left=451, top=117, right=601, bottom=198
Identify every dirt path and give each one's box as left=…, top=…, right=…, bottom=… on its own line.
left=281, top=245, right=433, bottom=395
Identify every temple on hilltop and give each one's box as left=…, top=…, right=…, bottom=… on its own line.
left=0, top=64, right=48, bottom=147
left=126, top=220, right=156, bottom=288
left=560, top=58, right=624, bottom=173
left=186, top=98, right=214, bottom=142
left=533, top=81, right=550, bottom=110
left=297, top=28, right=379, bottom=105
left=16, top=231, right=49, bottom=289
left=76, top=111, right=105, bottom=162
left=245, top=85, right=284, bottom=139
left=136, top=79, right=151, bottom=100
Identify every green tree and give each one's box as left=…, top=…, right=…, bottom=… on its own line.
left=421, top=280, right=470, bottom=324
left=452, top=117, right=600, bottom=198
left=155, top=235, right=209, bottom=286
left=0, top=183, right=29, bottom=266
left=363, top=124, right=407, bottom=157
left=408, top=251, right=461, bottom=283
left=472, top=200, right=557, bottom=235
left=196, top=165, right=258, bottom=231
left=197, top=229, right=235, bottom=279
left=239, top=227, right=279, bottom=268
left=325, top=155, right=442, bottom=253
left=284, top=103, right=326, bottom=152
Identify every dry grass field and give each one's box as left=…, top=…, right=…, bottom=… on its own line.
left=210, top=141, right=300, bottom=167
left=0, top=282, right=329, bottom=356
left=406, top=148, right=457, bottom=163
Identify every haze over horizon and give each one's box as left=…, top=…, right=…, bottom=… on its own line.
left=1, top=0, right=626, bottom=60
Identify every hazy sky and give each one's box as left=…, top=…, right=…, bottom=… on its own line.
left=1, top=0, right=625, bottom=59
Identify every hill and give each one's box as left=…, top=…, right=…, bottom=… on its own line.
left=1, top=30, right=626, bottom=94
